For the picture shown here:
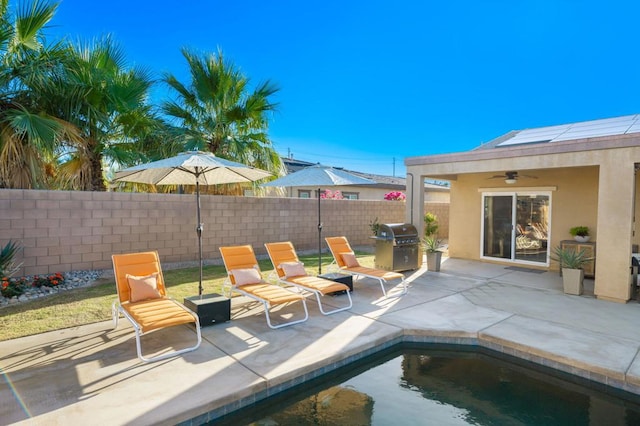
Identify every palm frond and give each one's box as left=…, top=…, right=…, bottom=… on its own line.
left=14, top=0, right=58, bottom=52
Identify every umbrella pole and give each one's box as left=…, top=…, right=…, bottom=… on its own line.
left=196, top=180, right=203, bottom=296
left=318, top=187, right=322, bottom=274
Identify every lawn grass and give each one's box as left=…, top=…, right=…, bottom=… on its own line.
left=0, top=252, right=374, bottom=342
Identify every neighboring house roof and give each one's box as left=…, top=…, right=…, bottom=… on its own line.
left=281, top=157, right=449, bottom=192
left=476, top=114, right=640, bottom=150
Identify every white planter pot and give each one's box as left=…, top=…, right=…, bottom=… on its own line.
left=574, top=236, right=590, bottom=243
left=562, top=268, right=584, bottom=295
left=426, top=251, right=442, bottom=272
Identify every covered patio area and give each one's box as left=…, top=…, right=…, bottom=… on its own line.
left=406, top=114, right=640, bottom=303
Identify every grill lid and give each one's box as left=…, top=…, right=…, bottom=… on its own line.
left=378, top=223, right=418, bottom=239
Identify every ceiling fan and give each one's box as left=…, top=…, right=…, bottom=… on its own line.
left=489, top=171, right=537, bottom=184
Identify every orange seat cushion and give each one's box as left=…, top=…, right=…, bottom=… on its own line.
left=123, top=298, right=196, bottom=333
left=345, top=266, right=404, bottom=280
left=287, top=276, right=349, bottom=295
left=240, top=283, right=304, bottom=304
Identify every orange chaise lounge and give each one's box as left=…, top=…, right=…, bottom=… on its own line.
left=111, top=251, right=202, bottom=363
left=264, top=241, right=353, bottom=315
left=219, top=245, right=309, bottom=329
left=325, top=236, right=408, bottom=297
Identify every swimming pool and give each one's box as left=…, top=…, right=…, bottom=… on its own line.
left=215, top=344, right=640, bottom=425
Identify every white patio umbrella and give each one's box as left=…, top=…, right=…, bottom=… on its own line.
left=262, top=164, right=376, bottom=274
left=113, top=151, right=272, bottom=295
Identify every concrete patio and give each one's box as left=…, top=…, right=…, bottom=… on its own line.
left=2, top=258, right=640, bottom=425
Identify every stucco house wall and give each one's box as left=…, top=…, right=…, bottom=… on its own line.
left=448, top=167, right=599, bottom=263
left=406, top=119, right=640, bottom=304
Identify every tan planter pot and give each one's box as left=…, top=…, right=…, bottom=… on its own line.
left=426, top=251, right=442, bottom=272
left=562, top=268, right=584, bottom=295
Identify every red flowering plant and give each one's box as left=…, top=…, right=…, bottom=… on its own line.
left=1, top=277, right=29, bottom=298
left=321, top=189, right=344, bottom=199
left=32, top=272, right=65, bottom=288
left=384, top=191, right=406, bottom=201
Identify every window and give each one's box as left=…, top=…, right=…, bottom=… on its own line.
left=298, top=190, right=311, bottom=198
left=342, top=192, right=359, bottom=200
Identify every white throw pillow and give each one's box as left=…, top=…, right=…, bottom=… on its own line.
left=280, top=262, right=307, bottom=278
left=126, top=272, right=161, bottom=302
left=341, top=252, right=359, bottom=268
left=231, top=267, right=262, bottom=286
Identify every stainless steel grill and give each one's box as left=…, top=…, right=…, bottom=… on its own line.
left=375, top=223, right=421, bottom=272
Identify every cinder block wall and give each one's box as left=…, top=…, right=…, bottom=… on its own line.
left=1, top=189, right=417, bottom=275
left=424, top=202, right=450, bottom=239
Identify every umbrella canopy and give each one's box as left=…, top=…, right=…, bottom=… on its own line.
left=263, top=164, right=376, bottom=273
left=114, top=151, right=271, bottom=295
left=113, top=151, right=272, bottom=186
left=261, top=163, right=376, bottom=187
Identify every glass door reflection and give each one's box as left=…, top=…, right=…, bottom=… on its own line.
left=483, top=195, right=513, bottom=259
left=482, top=193, right=550, bottom=264
left=515, top=195, right=549, bottom=263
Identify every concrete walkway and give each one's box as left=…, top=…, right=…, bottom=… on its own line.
left=2, top=258, right=640, bottom=425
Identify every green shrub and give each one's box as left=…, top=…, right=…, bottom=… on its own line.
left=0, top=240, right=22, bottom=278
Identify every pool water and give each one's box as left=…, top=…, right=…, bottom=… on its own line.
left=215, top=346, right=640, bottom=425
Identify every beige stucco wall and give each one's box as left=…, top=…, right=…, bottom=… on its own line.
left=406, top=137, right=640, bottom=303
left=447, top=167, right=599, bottom=262
left=634, top=172, right=640, bottom=251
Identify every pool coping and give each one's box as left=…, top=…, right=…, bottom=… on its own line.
left=183, top=330, right=640, bottom=425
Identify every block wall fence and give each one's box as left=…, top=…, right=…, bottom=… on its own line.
left=0, top=189, right=449, bottom=276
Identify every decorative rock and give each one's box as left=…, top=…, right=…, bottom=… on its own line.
left=1, top=270, right=105, bottom=308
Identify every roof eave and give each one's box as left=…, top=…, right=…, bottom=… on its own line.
left=405, top=133, right=640, bottom=167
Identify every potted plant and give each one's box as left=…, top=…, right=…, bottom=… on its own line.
left=569, top=226, right=590, bottom=243
left=424, top=212, right=439, bottom=238
left=423, top=237, right=443, bottom=272
left=551, top=245, right=593, bottom=295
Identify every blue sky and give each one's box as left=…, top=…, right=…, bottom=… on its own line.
left=45, top=0, right=640, bottom=177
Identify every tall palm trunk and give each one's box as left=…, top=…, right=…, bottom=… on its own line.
left=88, top=140, right=106, bottom=191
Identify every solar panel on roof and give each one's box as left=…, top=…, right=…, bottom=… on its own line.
left=496, top=114, right=640, bottom=147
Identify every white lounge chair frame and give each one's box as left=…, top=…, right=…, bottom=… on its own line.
left=112, top=251, right=202, bottom=363
left=265, top=241, right=353, bottom=315
left=220, top=245, right=309, bottom=329
left=325, top=236, right=408, bottom=297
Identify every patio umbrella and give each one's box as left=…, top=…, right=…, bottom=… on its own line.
left=262, top=164, right=376, bottom=274
left=113, top=151, right=271, bottom=295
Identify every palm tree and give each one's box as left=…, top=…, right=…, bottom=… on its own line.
left=45, top=36, right=159, bottom=191
left=0, top=0, right=74, bottom=189
left=162, top=48, right=282, bottom=178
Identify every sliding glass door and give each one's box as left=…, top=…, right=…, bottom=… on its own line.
left=483, top=195, right=513, bottom=259
left=482, top=192, right=550, bottom=265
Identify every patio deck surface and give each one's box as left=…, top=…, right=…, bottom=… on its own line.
left=2, top=258, right=640, bottom=425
